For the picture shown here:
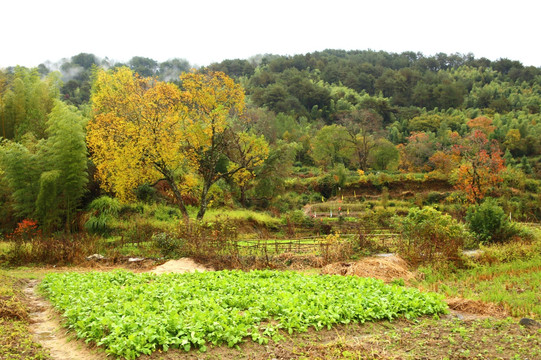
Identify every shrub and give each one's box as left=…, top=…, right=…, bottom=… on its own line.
left=426, top=191, right=446, bottom=204
left=84, top=196, right=120, bottom=236
left=285, top=210, right=314, bottom=227
left=152, top=232, right=185, bottom=258
left=135, top=183, right=157, bottom=203
left=394, top=206, right=472, bottom=265
left=466, top=198, right=520, bottom=244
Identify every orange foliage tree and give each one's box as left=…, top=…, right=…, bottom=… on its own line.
left=454, top=129, right=505, bottom=203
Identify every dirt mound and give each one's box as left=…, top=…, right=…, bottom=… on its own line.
left=446, top=298, right=509, bottom=318
left=149, top=258, right=213, bottom=274
left=321, top=255, right=414, bottom=283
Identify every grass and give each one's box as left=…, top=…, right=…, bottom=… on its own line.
left=201, top=209, right=281, bottom=228
left=414, top=234, right=541, bottom=319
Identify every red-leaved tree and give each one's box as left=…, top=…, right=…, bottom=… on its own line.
left=455, top=129, right=505, bottom=203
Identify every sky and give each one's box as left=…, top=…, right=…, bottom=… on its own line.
left=1, top=0, right=540, bottom=68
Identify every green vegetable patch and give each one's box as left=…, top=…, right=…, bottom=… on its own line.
left=40, top=270, right=447, bottom=359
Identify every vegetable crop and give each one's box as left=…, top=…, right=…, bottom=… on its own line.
left=40, top=270, right=447, bottom=359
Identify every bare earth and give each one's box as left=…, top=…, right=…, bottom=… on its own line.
left=149, top=257, right=213, bottom=274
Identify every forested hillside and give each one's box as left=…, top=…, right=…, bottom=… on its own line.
left=1, top=50, right=540, bottom=234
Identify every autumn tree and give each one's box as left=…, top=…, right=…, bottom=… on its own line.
left=178, top=71, right=269, bottom=220
left=87, top=67, right=190, bottom=216
left=455, top=129, right=505, bottom=203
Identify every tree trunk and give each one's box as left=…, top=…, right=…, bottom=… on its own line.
left=196, top=181, right=211, bottom=220
left=165, top=175, right=189, bottom=219
left=240, top=185, right=247, bottom=207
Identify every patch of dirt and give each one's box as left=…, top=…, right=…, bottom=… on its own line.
left=446, top=297, right=509, bottom=318
left=321, top=254, right=414, bottom=283
left=23, top=279, right=106, bottom=360
left=149, top=257, right=214, bottom=274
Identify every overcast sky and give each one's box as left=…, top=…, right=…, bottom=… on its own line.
left=1, top=0, right=540, bottom=68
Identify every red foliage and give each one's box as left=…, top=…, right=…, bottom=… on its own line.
left=9, top=219, right=41, bottom=241
left=454, top=130, right=505, bottom=203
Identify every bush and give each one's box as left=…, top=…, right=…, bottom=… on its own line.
left=152, top=232, right=185, bottom=258
left=426, top=191, right=446, bottom=204
left=466, top=198, right=520, bottom=244
left=394, top=206, right=472, bottom=265
left=135, top=183, right=157, bottom=203
left=84, top=196, right=120, bottom=236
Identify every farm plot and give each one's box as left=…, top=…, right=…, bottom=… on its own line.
left=40, top=270, right=447, bottom=359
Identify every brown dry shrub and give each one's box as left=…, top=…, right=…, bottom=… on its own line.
left=0, top=295, right=27, bottom=321
left=6, top=233, right=100, bottom=265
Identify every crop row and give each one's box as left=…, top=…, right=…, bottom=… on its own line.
left=40, top=270, right=447, bottom=359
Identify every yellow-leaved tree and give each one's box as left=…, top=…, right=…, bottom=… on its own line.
left=178, top=71, right=269, bottom=220
left=87, top=68, right=268, bottom=220
left=87, top=67, right=190, bottom=216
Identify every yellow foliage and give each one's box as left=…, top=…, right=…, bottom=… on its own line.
left=87, top=67, right=186, bottom=201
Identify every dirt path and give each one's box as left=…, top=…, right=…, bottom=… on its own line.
left=23, top=279, right=106, bottom=360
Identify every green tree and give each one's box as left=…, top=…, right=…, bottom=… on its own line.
left=310, top=124, right=351, bottom=169
left=368, top=139, right=399, bottom=170
left=44, top=100, right=88, bottom=230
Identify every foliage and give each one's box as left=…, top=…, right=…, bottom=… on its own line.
left=84, top=196, right=120, bottom=236
left=466, top=198, right=521, bottom=244
left=394, top=207, right=472, bottom=265
left=41, top=100, right=88, bottom=230
left=152, top=232, right=185, bottom=258
left=87, top=67, right=190, bottom=214
left=179, top=70, right=269, bottom=219
left=40, top=270, right=447, bottom=359
left=454, top=128, right=505, bottom=203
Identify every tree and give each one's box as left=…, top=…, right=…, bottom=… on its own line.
left=338, top=109, right=383, bottom=170
left=87, top=67, right=190, bottom=216
left=455, top=129, right=505, bottom=203
left=42, top=100, right=88, bottom=231
left=178, top=71, right=269, bottom=220
left=1, top=67, right=59, bottom=140
left=129, top=56, right=159, bottom=77
left=310, top=124, right=351, bottom=169
left=368, top=138, right=399, bottom=170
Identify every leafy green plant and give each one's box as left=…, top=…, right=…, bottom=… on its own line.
left=394, top=206, right=472, bottom=265
left=84, top=196, right=120, bottom=236
left=466, top=198, right=519, bottom=244
left=152, top=232, right=185, bottom=258
left=41, top=270, right=447, bottom=359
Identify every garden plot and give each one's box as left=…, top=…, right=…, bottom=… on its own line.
left=40, top=270, right=447, bottom=359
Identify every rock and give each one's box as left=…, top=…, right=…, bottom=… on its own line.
left=519, top=318, right=541, bottom=328
left=86, top=254, right=105, bottom=260
left=128, top=257, right=145, bottom=262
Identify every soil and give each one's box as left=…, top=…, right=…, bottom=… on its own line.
left=149, top=258, right=214, bottom=274
left=320, top=254, right=415, bottom=283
